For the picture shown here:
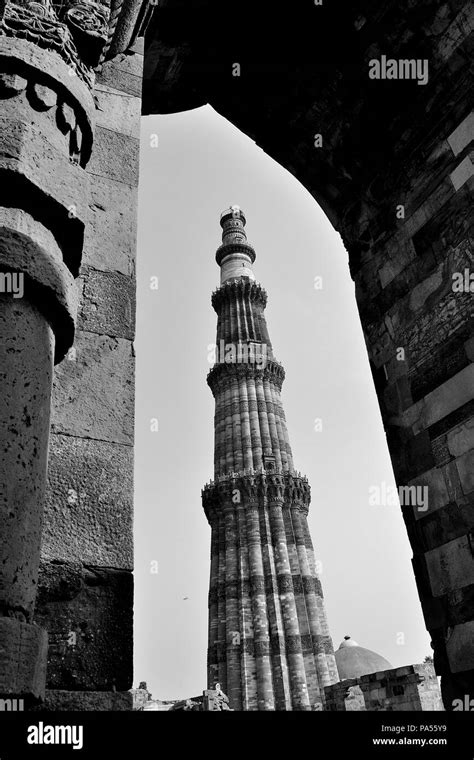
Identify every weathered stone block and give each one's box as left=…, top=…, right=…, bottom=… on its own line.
left=0, top=618, right=47, bottom=699
left=425, top=534, right=474, bottom=596
left=450, top=155, right=474, bottom=190
left=83, top=174, right=137, bottom=275
left=42, top=433, right=133, bottom=569
left=447, top=111, right=474, bottom=156
left=35, top=562, right=133, bottom=691
left=465, top=337, right=474, bottom=361
left=78, top=269, right=135, bottom=339
left=97, top=55, right=143, bottom=97
left=51, top=331, right=134, bottom=445
left=456, top=449, right=474, bottom=494
left=410, top=466, right=450, bottom=520
left=411, top=364, right=474, bottom=433
left=93, top=84, right=141, bottom=137
left=446, top=621, right=474, bottom=673
left=87, top=125, right=140, bottom=185
left=447, top=419, right=474, bottom=457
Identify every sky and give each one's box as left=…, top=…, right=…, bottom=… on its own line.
left=134, top=105, right=431, bottom=701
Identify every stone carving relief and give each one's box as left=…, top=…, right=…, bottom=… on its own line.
left=0, top=0, right=114, bottom=86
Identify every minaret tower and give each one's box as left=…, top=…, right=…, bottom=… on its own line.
left=202, top=207, right=339, bottom=710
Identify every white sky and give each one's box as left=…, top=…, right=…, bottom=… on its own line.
left=134, top=105, right=431, bottom=701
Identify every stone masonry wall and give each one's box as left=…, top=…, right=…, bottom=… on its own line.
left=324, top=663, right=443, bottom=711
left=33, top=39, right=143, bottom=709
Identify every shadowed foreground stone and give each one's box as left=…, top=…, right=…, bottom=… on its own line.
left=35, top=562, right=133, bottom=692
left=29, top=690, right=133, bottom=711
left=0, top=296, right=54, bottom=700
left=0, top=619, right=48, bottom=702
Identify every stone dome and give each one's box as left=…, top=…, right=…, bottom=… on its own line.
left=335, top=636, right=393, bottom=680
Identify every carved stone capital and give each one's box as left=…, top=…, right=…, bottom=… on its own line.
left=0, top=0, right=152, bottom=87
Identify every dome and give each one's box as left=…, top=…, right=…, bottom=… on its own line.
left=335, top=636, right=393, bottom=680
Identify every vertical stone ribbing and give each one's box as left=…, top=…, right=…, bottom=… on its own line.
left=256, top=376, right=273, bottom=456
left=259, top=505, right=292, bottom=709
left=272, top=384, right=289, bottom=470
left=215, top=394, right=225, bottom=477
left=239, top=377, right=253, bottom=471
left=254, top=305, right=263, bottom=342
left=235, top=505, right=257, bottom=710
left=300, top=513, right=338, bottom=685
left=263, top=378, right=283, bottom=470
left=247, top=376, right=263, bottom=470
left=235, top=287, right=242, bottom=342
left=283, top=506, right=319, bottom=704
left=245, top=284, right=256, bottom=340
left=217, top=516, right=227, bottom=691
left=229, top=286, right=237, bottom=343
left=208, top=526, right=219, bottom=686
left=276, top=397, right=294, bottom=471
left=240, top=289, right=250, bottom=341
left=225, top=293, right=231, bottom=346
left=269, top=502, right=311, bottom=710
left=204, top=208, right=337, bottom=710
left=291, top=507, right=329, bottom=700
left=246, top=504, right=274, bottom=710
left=231, top=378, right=244, bottom=472
left=224, top=506, right=242, bottom=708
left=224, top=381, right=234, bottom=473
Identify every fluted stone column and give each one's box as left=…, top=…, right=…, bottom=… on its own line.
left=224, top=506, right=241, bottom=708
left=203, top=208, right=338, bottom=709
left=246, top=503, right=274, bottom=710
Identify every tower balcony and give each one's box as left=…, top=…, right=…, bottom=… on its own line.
left=201, top=470, right=311, bottom=524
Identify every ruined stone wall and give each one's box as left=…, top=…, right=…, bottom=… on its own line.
left=324, top=663, right=443, bottom=711
left=34, top=40, right=143, bottom=709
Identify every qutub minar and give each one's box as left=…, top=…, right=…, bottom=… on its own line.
left=202, top=207, right=339, bottom=710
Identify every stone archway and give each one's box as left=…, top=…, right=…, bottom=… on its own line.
left=0, top=0, right=472, bottom=711
left=143, top=0, right=474, bottom=709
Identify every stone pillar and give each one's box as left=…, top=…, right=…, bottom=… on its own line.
left=0, top=296, right=52, bottom=700
left=0, top=3, right=94, bottom=698
left=0, top=0, right=150, bottom=708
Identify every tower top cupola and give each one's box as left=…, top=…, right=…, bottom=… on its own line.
left=216, top=205, right=256, bottom=284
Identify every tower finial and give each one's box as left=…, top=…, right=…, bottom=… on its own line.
left=216, top=206, right=255, bottom=284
